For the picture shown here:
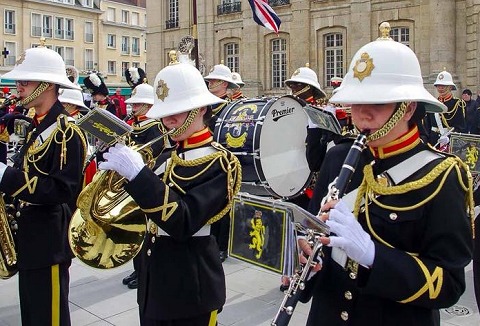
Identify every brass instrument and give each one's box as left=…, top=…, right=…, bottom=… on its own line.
left=69, top=129, right=175, bottom=269
left=0, top=195, right=18, bottom=279
left=271, top=132, right=369, bottom=326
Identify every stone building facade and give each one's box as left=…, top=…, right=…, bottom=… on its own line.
left=146, top=0, right=480, bottom=99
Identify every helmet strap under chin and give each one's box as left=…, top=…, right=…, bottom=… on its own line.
left=170, top=108, right=200, bottom=137
left=20, top=82, right=50, bottom=106
left=293, top=84, right=311, bottom=97
left=365, top=102, right=408, bottom=142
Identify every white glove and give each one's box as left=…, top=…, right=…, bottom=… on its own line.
left=98, top=143, right=145, bottom=181
left=326, top=200, right=375, bottom=267
left=307, top=116, right=320, bottom=129
left=438, top=135, right=449, bottom=145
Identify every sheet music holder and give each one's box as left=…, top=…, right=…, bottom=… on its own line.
left=76, top=108, right=132, bottom=145
left=303, top=105, right=342, bottom=135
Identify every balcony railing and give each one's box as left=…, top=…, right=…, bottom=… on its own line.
left=5, top=56, right=16, bottom=66
left=165, top=19, right=178, bottom=29
left=269, top=0, right=289, bottom=6
left=65, top=30, right=74, bottom=40
left=55, top=29, right=64, bottom=39
left=43, top=27, right=52, bottom=37
left=4, top=23, right=15, bottom=34
left=217, top=2, right=241, bottom=15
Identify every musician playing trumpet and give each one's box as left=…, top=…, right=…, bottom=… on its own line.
left=302, top=22, right=473, bottom=326
left=99, top=55, right=242, bottom=325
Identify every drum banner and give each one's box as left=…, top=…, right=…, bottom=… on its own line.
left=303, top=105, right=342, bottom=135
left=449, top=132, right=480, bottom=173
left=229, top=195, right=296, bottom=275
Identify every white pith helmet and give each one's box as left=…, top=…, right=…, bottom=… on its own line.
left=125, top=83, right=154, bottom=105
left=204, top=62, right=239, bottom=89
left=58, top=88, right=88, bottom=109
left=330, top=22, right=446, bottom=113
left=434, top=70, right=457, bottom=90
left=1, top=47, right=81, bottom=90
left=231, top=72, right=245, bottom=88
left=285, top=63, right=326, bottom=98
left=147, top=62, right=226, bottom=119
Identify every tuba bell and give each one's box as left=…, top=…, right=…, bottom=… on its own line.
left=69, top=129, right=175, bottom=269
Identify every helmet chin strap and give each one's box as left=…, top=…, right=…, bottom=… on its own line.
left=20, top=82, right=50, bottom=106
left=293, top=84, right=311, bottom=97
left=170, top=108, right=200, bottom=137
left=134, top=104, right=150, bottom=117
left=365, top=102, right=408, bottom=142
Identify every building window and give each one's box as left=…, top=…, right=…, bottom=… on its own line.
left=4, top=10, right=15, bottom=34
left=269, top=0, right=290, bottom=6
left=132, top=12, right=139, bottom=26
left=166, top=0, right=179, bottom=29
left=65, top=47, right=74, bottom=66
left=32, top=13, right=41, bottom=37
left=82, top=0, right=93, bottom=8
left=132, top=62, right=140, bottom=68
left=108, top=61, right=116, bottom=74
left=85, top=22, right=93, bottom=43
left=121, top=10, right=129, bottom=24
left=121, top=36, right=130, bottom=54
left=43, top=15, right=52, bottom=38
left=85, top=49, right=94, bottom=70
left=121, top=62, right=129, bottom=79
left=324, top=33, right=343, bottom=87
left=4, top=42, right=16, bottom=66
left=132, top=37, right=140, bottom=55
left=390, top=27, right=410, bottom=47
left=271, top=38, right=287, bottom=88
left=224, top=42, right=239, bottom=73
left=107, top=7, right=115, bottom=22
left=217, top=0, right=241, bottom=15
left=65, top=18, right=74, bottom=40
left=55, top=17, right=64, bottom=39
left=107, top=34, right=116, bottom=48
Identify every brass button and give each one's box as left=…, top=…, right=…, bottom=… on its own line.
left=147, top=249, right=151, bottom=256
left=344, top=291, right=352, bottom=300
left=15, top=211, right=21, bottom=218
left=151, top=236, right=155, bottom=243
left=341, top=311, right=349, bottom=321
left=349, top=272, right=357, bottom=280
left=360, top=206, right=366, bottom=213
left=168, top=182, right=174, bottom=187
left=389, top=212, right=398, bottom=220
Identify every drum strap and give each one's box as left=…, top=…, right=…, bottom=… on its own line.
left=342, top=150, right=443, bottom=211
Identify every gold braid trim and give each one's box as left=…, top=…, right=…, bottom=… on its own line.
left=366, top=102, right=407, bottom=142
left=20, top=82, right=50, bottom=106
left=441, top=99, right=466, bottom=126
left=26, top=115, right=87, bottom=173
left=160, top=145, right=242, bottom=225
left=171, top=108, right=199, bottom=137
left=354, top=156, right=474, bottom=249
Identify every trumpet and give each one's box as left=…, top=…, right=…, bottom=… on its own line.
left=69, top=128, right=175, bottom=269
left=0, top=95, right=20, bottom=112
left=271, top=131, right=369, bottom=326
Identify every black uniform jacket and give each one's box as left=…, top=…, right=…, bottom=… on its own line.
left=0, top=102, right=87, bottom=269
left=125, top=135, right=241, bottom=321
left=305, top=132, right=473, bottom=326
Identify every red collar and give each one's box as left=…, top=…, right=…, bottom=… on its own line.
left=438, top=93, right=453, bottom=102
left=369, top=126, right=420, bottom=159
left=231, top=91, right=244, bottom=100
left=180, top=127, right=213, bottom=149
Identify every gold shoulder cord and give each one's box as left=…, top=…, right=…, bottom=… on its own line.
left=353, top=156, right=474, bottom=251
left=160, top=144, right=242, bottom=224
left=26, top=115, right=87, bottom=173
left=441, top=99, right=466, bottom=127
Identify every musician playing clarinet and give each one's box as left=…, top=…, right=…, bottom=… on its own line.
left=302, top=22, right=473, bottom=326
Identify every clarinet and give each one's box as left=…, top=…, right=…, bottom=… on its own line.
left=271, top=131, right=369, bottom=326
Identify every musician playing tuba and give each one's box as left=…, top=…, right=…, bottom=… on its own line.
left=0, top=45, right=87, bottom=325
left=301, top=22, right=473, bottom=326
left=99, top=54, right=242, bottom=325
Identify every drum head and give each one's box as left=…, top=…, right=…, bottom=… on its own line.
left=257, top=96, right=310, bottom=198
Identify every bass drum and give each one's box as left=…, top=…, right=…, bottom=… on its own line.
left=214, top=96, right=311, bottom=199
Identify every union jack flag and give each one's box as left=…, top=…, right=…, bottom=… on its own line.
left=248, top=0, right=281, bottom=34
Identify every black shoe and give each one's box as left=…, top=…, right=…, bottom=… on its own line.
left=219, top=251, right=228, bottom=263
left=279, top=284, right=289, bottom=292
left=127, top=278, right=138, bottom=289
left=122, top=271, right=137, bottom=285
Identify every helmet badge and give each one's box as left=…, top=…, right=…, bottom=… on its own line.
left=353, top=52, right=374, bottom=82
left=438, top=73, right=444, bottom=80
left=156, top=79, right=169, bottom=102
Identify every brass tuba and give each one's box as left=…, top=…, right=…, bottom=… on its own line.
left=0, top=195, right=18, bottom=279
left=69, top=129, right=175, bottom=269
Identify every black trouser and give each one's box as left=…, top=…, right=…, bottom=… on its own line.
left=19, top=260, right=71, bottom=326
left=141, top=310, right=218, bottom=326
left=473, top=217, right=480, bottom=312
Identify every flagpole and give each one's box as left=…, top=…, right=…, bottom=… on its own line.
left=192, top=0, right=199, bottom=70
